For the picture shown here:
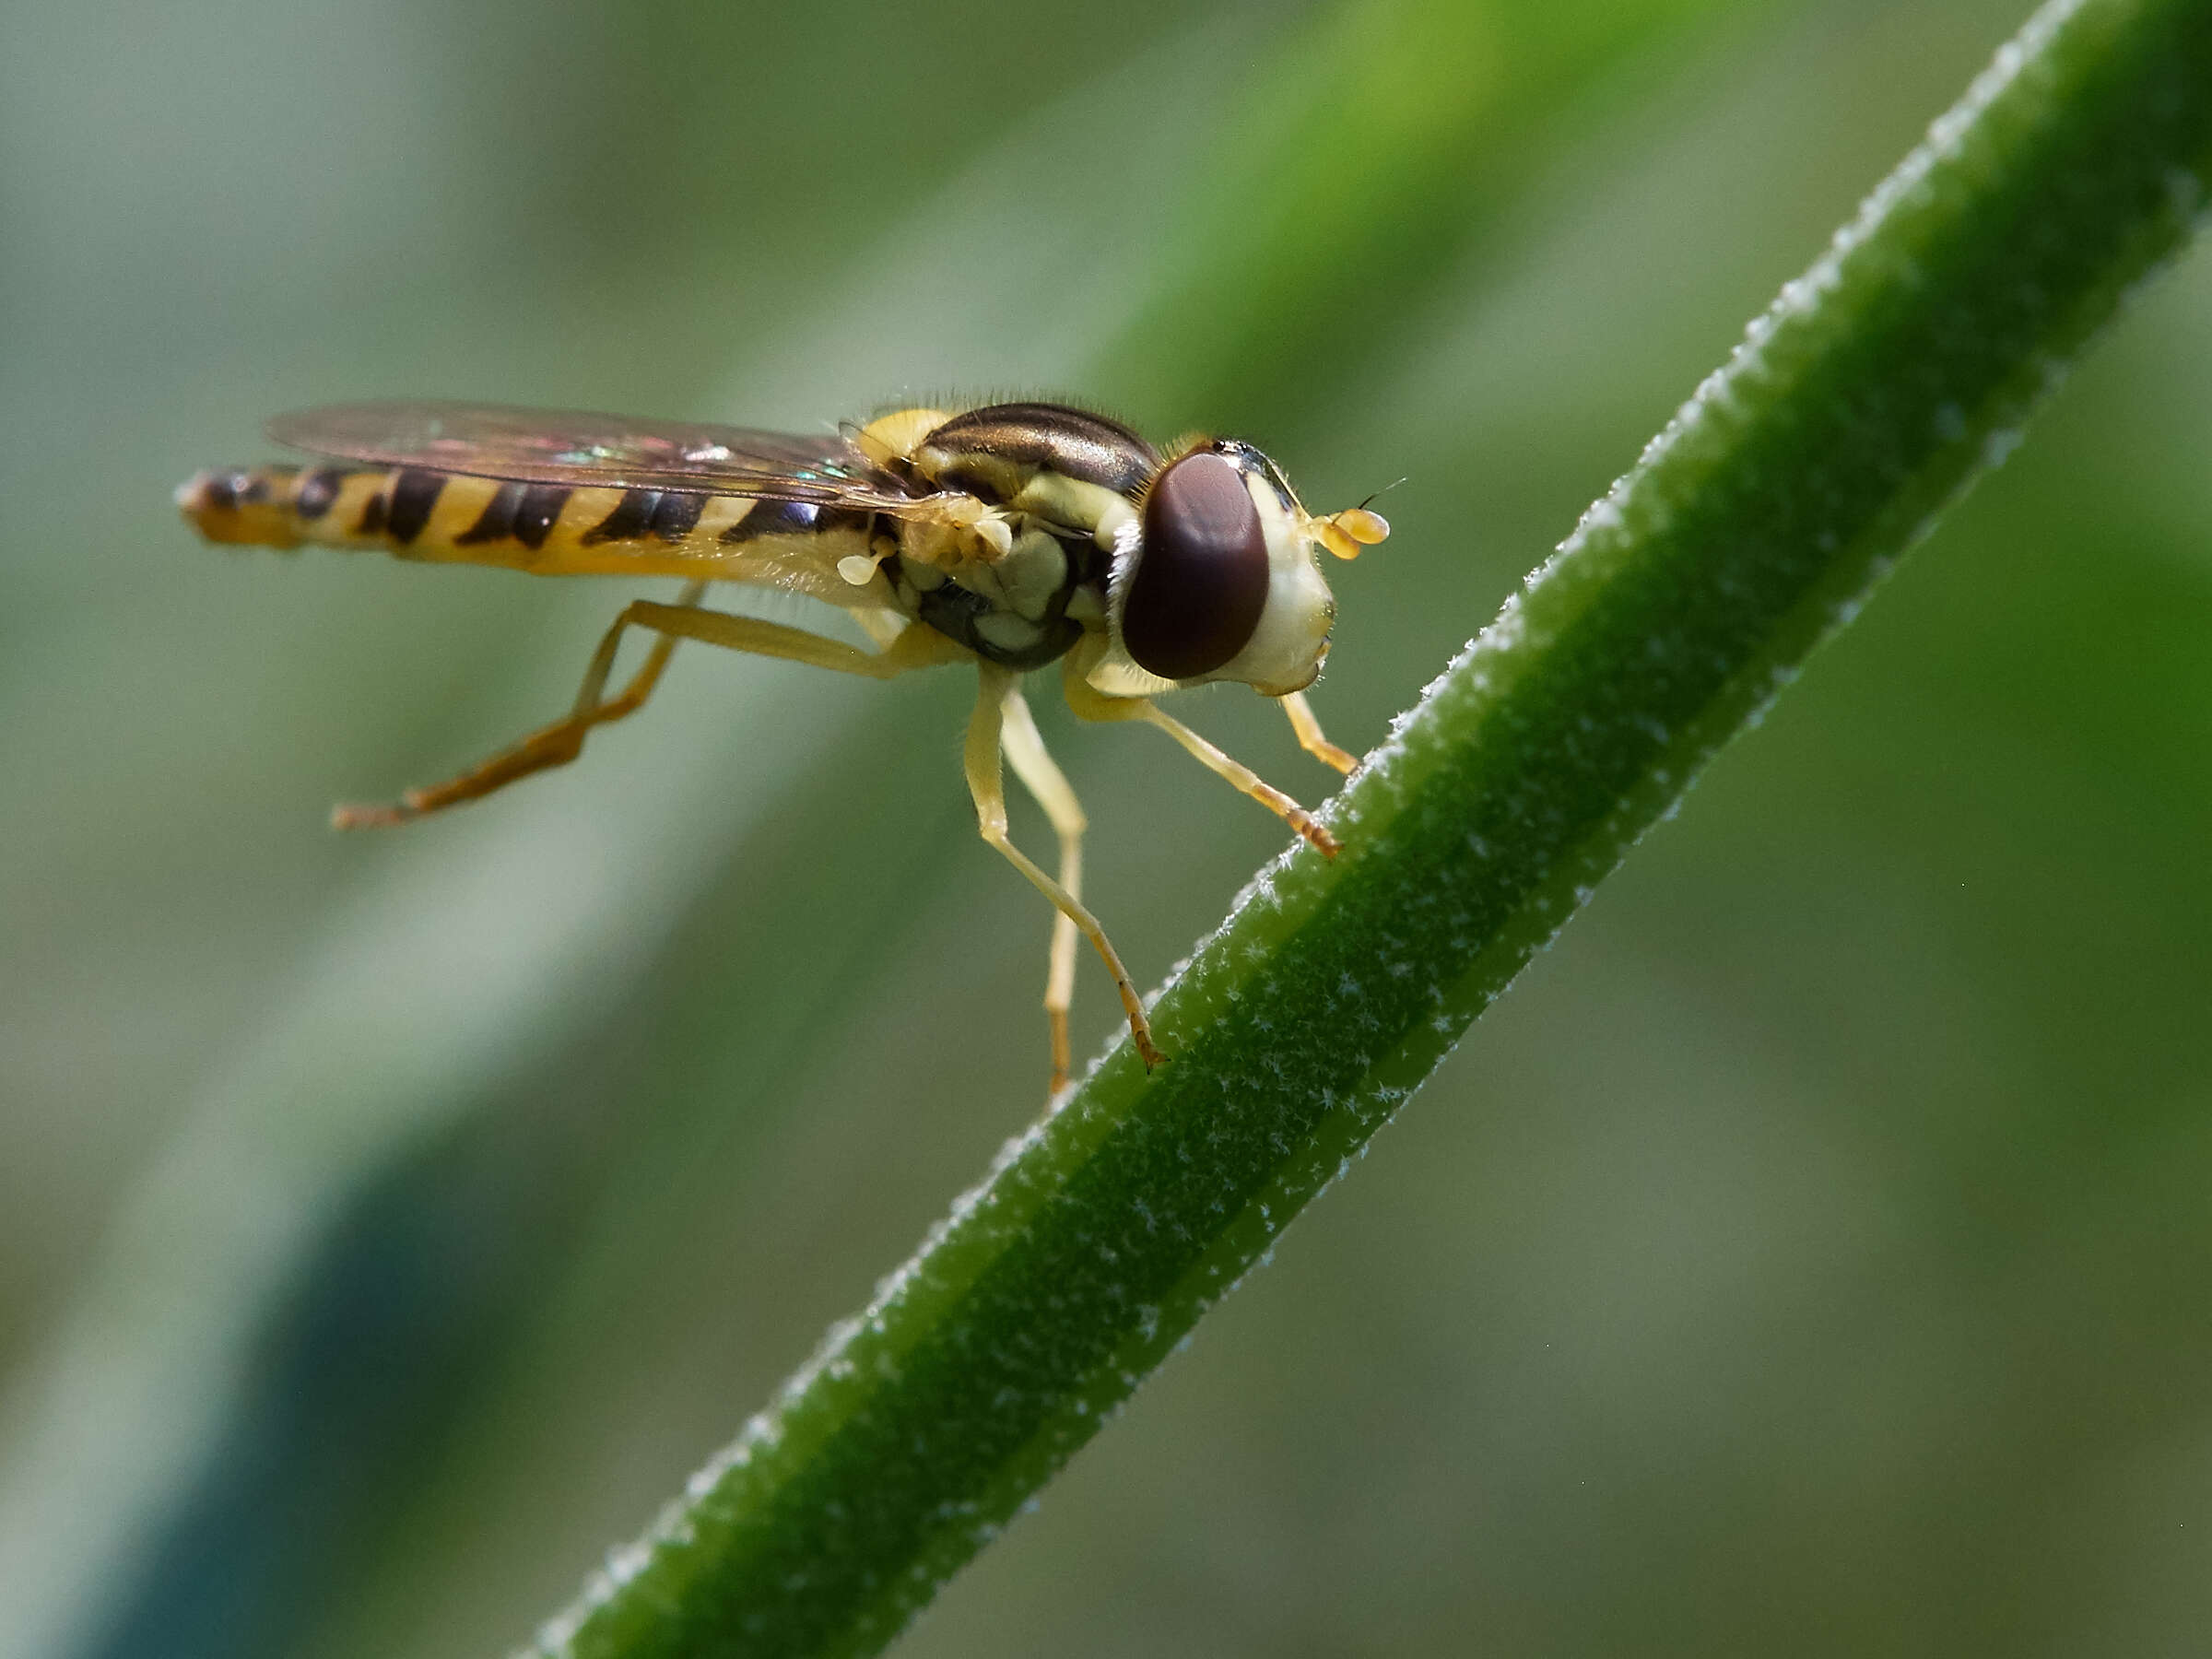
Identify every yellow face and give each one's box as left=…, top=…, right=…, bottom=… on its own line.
left=1210, top=469, right=1340, bottom=695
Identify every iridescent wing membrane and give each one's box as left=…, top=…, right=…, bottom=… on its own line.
left=266, top=400, right=929, bottom=511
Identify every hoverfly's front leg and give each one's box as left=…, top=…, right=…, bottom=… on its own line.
left=966, top=665, right=1161, bottom=1083
left=998, top=687, right=1088, bottom=1094
left=336, top=587, right=965, bottom=827
left=1060, top=654, right=1341, bottom=858
left=1280, top=688, right=1359, bottom=775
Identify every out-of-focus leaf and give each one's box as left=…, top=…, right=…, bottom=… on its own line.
left=1100, top=0, right=1765, bottom=429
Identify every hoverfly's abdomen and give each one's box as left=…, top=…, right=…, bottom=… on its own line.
left=177, top=463, right=462, bottom=553
left=174, top=465, right=352, bottom=548
left=179, top=462, right=878, bottom=583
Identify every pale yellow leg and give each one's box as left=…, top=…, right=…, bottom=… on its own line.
left=336, top=594, right=968, bottom=827
left=998, top=687, right=1087, bottom=1094
left=1061, top=654, right=1340, bottom=858
left=966, top=665, right=1160, bottom=1078
left=1280, top=688, right=1359, bottom=775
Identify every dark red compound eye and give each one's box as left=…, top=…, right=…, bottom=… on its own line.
left=1123, top=451, right=1270, bottom=680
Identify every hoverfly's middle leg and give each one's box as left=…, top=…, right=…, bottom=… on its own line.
left=1060, top=654, right=1341, bottom=858
left=966, top=665, right=1161, bottom=1083
left=997, top=686, right=1088, bottom=1094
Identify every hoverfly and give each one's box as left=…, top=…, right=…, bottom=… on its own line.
left=178, top=400, right=1388, bottom=1092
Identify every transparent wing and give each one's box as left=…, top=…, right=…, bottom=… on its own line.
left=266, top=400, right=929, bottom=511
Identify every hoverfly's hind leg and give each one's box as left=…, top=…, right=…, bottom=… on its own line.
left=1060, top=654, right=1341, bottom=858
left=1280, top=688, right=1359, bottom=775
left=998, top=687, right=1088, bottom=1094
left=966, top=665, right=1162, bottom=1083
left=336, top=587, right=965, bottom=828
left=334, top=580, right=710, bottom=829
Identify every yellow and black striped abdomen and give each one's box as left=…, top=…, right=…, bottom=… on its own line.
left=177, top=464, right=877, bottom=591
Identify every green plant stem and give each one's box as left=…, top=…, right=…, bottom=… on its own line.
left=530, top=4, right=2212, bottom=1655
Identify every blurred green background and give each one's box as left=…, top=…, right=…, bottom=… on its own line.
left=5, top=0, right=2212, bottom=1654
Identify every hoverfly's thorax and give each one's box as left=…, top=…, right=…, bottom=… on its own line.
left=881, top=528, right=1103, bottom=670
left=876, top=402, right=1156, bottom=667
left=914, top=404, right=1158, bottom=500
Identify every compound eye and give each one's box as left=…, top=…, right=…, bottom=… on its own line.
left=1123, top=451, right=1269, bottom=680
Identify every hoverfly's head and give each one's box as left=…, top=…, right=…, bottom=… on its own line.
left=1103, top=439, right=1389, bottom=698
